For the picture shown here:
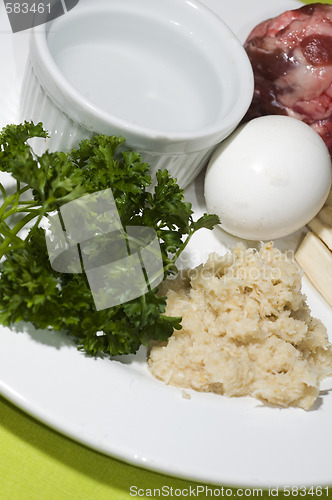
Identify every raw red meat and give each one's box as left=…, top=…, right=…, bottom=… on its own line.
left=243, top=3, right=332, bottom=155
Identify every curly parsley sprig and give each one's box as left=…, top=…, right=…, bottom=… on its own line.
left=0, top=121, right=219, bottom=355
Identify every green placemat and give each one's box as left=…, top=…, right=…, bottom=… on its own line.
left=1, top=395, right=331, bottom=500
left=299, top=0, right=332, bottom=4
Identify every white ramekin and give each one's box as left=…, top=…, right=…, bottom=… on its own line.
left=20, top=0, right=254, bottom=188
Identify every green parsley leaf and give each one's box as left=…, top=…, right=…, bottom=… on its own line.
left=0, top=122, right=220, bottom=356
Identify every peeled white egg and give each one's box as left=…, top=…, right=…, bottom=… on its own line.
left=204, top=115, right=332, bottom=240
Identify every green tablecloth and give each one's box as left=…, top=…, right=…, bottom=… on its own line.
left=1, top=395, right=210, bottom=500
left=1, top=395, right=331, bottom=500
left=1, top=394, right=206, bottom=500
left=300, top=0, right=332, bottom=3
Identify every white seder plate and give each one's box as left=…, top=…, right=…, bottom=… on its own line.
left=0, top=0, right=332, bottom=488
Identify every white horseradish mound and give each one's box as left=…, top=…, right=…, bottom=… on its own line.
left=148, top=242, right=332, bottom=410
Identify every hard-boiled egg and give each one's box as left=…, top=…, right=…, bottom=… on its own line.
left=204, top=115, right=332, bottom=240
